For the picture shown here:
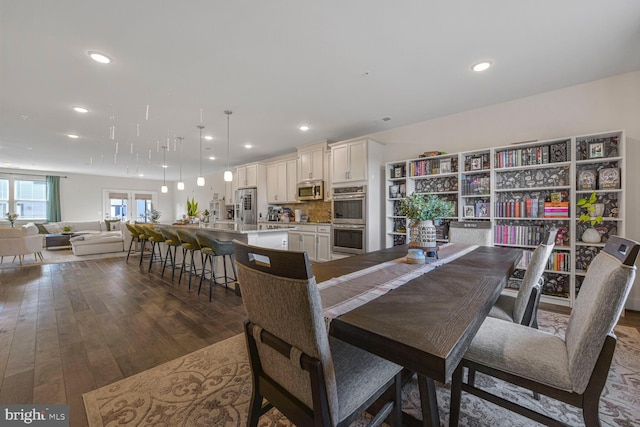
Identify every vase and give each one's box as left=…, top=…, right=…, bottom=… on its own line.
left=10, top=222, right=14, bottom=228
left=582, top=227, right=601, bottom=243
left=410, top=220, right=437, bottom=248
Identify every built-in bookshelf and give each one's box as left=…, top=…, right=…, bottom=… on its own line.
left=384, top=130, right=625, bottom=308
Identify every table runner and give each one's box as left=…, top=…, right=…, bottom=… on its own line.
left=320, top=243, right=477, bottom=320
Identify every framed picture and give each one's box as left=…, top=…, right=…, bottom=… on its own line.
left=578, top=169, right=597, bottom=191
left=393, top=165, right=404, bottom=178
left=598, top=167, right=620, bottom=189
left=464, top=205, right=475, bottom=218
left=475, top=202, right=490, bottom=218
left=399, top=183, right=406, bottom=198
left=471, top=157, right=482, bottom=170
left=440, top=158, right=451, bottom=174
left=550, top=142, right=568, bottom=163
left=389, top=185, right=399, bottom=198
left=589, top=141, right=605, bottom=158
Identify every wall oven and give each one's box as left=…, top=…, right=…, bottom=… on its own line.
left=332, top=185, right=366, bottom=225
left=332, top=224, right=366, bottom=255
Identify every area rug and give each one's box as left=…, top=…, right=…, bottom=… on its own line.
left=0, top=248, right=127, bottom=268
left=83, top=311, right=640, bottom=426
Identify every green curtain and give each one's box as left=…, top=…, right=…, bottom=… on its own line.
left=46, top=175, right=61, bottom=222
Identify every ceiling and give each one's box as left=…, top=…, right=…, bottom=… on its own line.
left=2, top=1, right=640, bottom=181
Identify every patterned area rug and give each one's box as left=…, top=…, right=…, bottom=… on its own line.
left=0, top=248, right=127, bottom=268
left=83, top=311, right=640, bottom=426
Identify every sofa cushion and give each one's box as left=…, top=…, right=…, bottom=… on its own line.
left=64, top=221, right=103, bottom=232
left=44, top=222, right=63, bottom=234
left=35, top=223, right=49, bottom=234
left=105, top=220, right=121, bottom=231
left=70, top=231, right=122, bottom=243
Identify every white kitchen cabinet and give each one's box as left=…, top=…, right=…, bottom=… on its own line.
left=236, top=163, right=259, bottom=188
left=323, top=150, right=332, bottom=200
left=316, top=225, right=331, bottom=262
left=298, top=143, right=326, bottom=182
left=286, top=159, right=298, bottom=202
left=288, top=229, right=317, bottom=260
left=267, top=162, right=287, bottom=203
left=331, top=139, right=367, bottom=183
left=225, top=180, right=235, bottom=205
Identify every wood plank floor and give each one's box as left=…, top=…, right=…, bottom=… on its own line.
left=1, top=256, right=639, bottom=427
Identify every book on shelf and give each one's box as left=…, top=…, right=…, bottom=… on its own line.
left=544, top=202, right=569, bottom=218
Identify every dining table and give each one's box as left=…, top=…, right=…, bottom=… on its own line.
left=311, top=243, right=523, bottom=427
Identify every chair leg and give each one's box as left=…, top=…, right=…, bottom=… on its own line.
left=449, top=365, right=464, bottom=427
left=162, top=244, right=171, bottom=278
left=468, top=368, right=476, bottom=386
left=139, top=240, right=146, bottom=266
left=178, top=247, right=187, bottom=285
left=187, top=250, right=195, bottom=290
left=148, top=242, right=157, bottom=272
left=198, top=254, right=208, bottom=296
left=126, top=238, right=135, bottom=262
left=171, top=246, right=178, bottom=281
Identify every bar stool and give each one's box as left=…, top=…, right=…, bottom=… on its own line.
left=125, top=223, right=142, bottom=262
left=145, top=227, right=165, bottom=272
left=196, top=232, right=237, bottom=301
left=133, top=224, right=151, bottom=266
left=159, top=227, right=182, bottom=280
left=176, top=228, right=202, bottom=290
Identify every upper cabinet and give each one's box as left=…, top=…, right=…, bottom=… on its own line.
left=331, top=139, right=367, bottom=183
left=297, top=141, right=327, bottom=182
left=236, top=163, right=264, bottom=188
left=267, top=158, right=298, bottom=204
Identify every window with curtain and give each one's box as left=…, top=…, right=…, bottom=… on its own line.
left=103, top=189, right=156, bottom=223
left=0, top=175, right=49, bottom=222
left=108, top=192, right=129, bottom=221
left=135, top=193, right=153, bottom=223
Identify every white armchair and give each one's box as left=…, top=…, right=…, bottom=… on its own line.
left=0, top=223, right=44, bottom=265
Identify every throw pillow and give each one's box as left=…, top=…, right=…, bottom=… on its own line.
left=35, top=223, right=49, bottom=234
left=105, top=219, right=121, bottom=231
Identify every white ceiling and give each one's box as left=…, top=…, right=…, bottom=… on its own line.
left=2, top=1, right=640, bottom=181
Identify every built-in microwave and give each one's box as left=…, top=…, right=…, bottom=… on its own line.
left=297, top=180, right=324, bottom=201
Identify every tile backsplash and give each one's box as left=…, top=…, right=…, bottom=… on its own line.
left=280, top=201, right=332, bottom=222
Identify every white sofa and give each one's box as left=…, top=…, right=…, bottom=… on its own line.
left=70, top=231, right=124, bottom=255
left=0, top=223, right=44, bottom=265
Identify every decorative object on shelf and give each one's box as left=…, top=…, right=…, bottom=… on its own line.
left=464, top=205, right=475, bottom=218
left=598, top=167, right=620, bottom=189
left=588, top=141, right=604, bottom=158
left=577, top=191, right=604, bottom=243
left=471, top=157, right=482, bottom=170
left=6, top=212, right=18, bottom=228
left=389, top=185, right=399, bottom=198
left=200, top=209, right=210, bottom=223
left=549, top=141, right=569, bottom=163
left=401, top=193, right=454, bottom=248
left=419, top=151, right=445, bottom=158
left=577, top=169, right=597, bottom=191
left=440, top=158, right=452, bottom=174
left=393, top=165, right=404, bottom=178
left=475, top=202, right=490, bottom=218
left=186, top=197, right=200, bottom=219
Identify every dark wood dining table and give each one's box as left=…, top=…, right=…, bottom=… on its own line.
left=312, top=244, right=522, bottom=427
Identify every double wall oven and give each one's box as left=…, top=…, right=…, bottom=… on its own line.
left=332, top=185, right=366, bottom=255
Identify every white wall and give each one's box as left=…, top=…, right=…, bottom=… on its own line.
left=369, top=70, right=640, bottom=310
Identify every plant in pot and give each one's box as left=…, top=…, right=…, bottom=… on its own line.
left=62, top=225, right=73, bottom=234
left=577, top=191, right=604, bottom=243
left=186, top=197, right=200, bottom=222
left=400, top=193, right=454, bottom=248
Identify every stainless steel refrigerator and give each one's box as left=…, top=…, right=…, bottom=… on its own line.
left=235, top=187, right=258, bottom=225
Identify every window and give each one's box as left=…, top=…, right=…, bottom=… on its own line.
left=103, top=189, right=156, bottom=223
left=107, top=192, right=128, bottom=221
left=135, top=193, right=153, bottom=223
left=0, top=175, right=48, bottom=222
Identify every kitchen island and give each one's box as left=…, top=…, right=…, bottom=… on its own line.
left=161, top=222, right=296, bottom=250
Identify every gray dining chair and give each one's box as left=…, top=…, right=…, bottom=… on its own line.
left=488, top=229, right=557, bottom=328
left=448, top=221, right=492, bottom=246
left=233, top=240, right=403, bottom=427
left=449, top=236, right=639, bottom=427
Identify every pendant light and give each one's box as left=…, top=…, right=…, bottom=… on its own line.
left=161, top=146, right=168, bottom=193
left=196, top=125, right=205, bottom=186
left=224, top=110, right=233, bottom=182
left=176, top=137, right=185, bottom=190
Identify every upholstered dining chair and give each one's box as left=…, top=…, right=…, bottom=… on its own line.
left=133, top=224, right=151, bottom=266
left=195, top=232, right=237, bottom=302
left=144, top=227, right=165, bottom=272
left=488, top=229, right=557, bottom=328
left=159, top=227, right=182, bottom=280
left=448, top=221, right=492, bottom=246
left=175, top=228, right=202, bottom=289
left=233, top=240, right=403, bottom=427
left=125, top=223, right=141, bottom=262
left=449, top=236, right=639, bottom=427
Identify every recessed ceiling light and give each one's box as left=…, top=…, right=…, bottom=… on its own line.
left=244, top=144, right=252, bottom=149
left=73, top=106, right=89, bottom=113
left=299, top=125, right=310, bottom=131
left=162, top=164, right=168, bottom=168
left=472, top=61, right=493, bottom=72
left=204, top=135, right=213, bottom=141
left=67, top=134, right=79, bottom=139
left=88, top=51, right=112, bottom=64
left=208, top=156, right=216, bottom=160
left=138, top=173, right=144, bottom=177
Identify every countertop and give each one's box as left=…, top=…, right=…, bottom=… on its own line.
left=163, top=223, right=297, bottom=234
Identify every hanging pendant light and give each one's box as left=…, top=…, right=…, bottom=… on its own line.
left=177, top=136, right=185, bottom=190
left=161, top=146, right=168, bottom=193
left=224, top=110, right=233, bottom=182
left=196, top=125, right=205, bottom=186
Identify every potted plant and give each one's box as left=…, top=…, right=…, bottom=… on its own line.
left=6, top=212, right=18, bottom=228
left=186, top=197, right=200, bottom=220
left=150, top=209, right=161, bottom=223
left=400, top=193, right=454, bottom=248
left=62, top=225, right=73, bottom=234
left=577, top=191, right=604, bottom=243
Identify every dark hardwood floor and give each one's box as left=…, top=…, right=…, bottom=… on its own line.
left=1, top=257, right=639, bottom=427
left=0, top=257, right=246, bottom=426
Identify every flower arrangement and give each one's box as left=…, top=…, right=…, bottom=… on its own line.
left=150, top=209, right=161, bottom=223
left=6, top=212, right=18, bottom=227
left=400, top=193, right=454, bottom=222
left=576, top=191, right=603, bottom=226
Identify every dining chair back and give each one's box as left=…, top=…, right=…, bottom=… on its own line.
left=448, top=221, right=492, bottom=246
left=233, top=240, right=402, bottom=427
left=449, top=236, right=639, bottom=427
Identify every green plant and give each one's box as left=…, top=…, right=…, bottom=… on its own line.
left=62, top=225, right=73, bottom=233
left=400, top=193, right=454, bottom=222
left=576, top=191, right=603, bottom=226
left=150, top=209, right=161, bottom=223
left=186, top=197, right=200, bottom=217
